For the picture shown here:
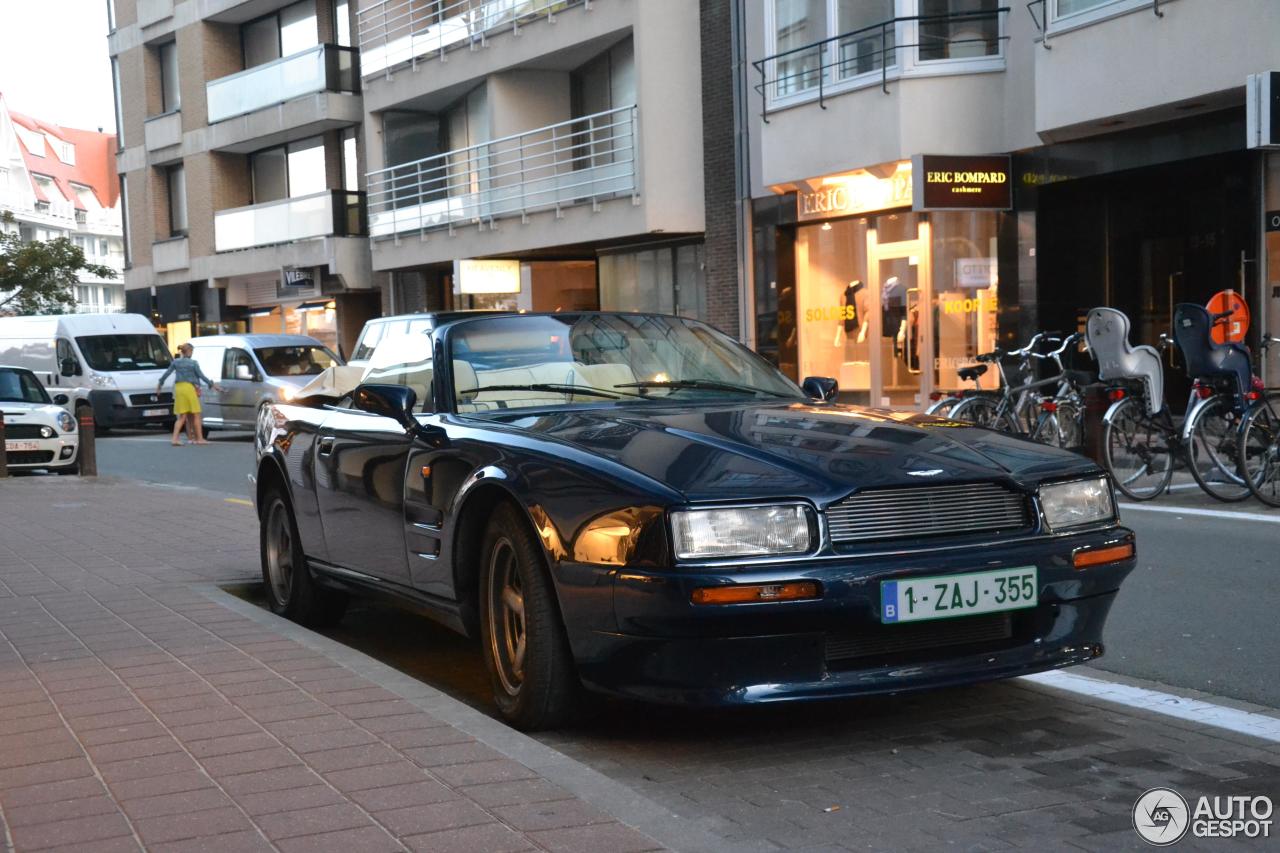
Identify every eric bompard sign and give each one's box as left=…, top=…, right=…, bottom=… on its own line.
left=912, top=155, right=1012, bottom=211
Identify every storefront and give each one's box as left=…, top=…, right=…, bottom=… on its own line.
left=755, top=157, right=1010, bottom=407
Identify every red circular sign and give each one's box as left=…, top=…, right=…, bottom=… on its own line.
left=1205, top=290, right=1250, bottom=344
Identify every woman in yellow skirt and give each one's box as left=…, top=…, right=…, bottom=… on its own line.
left=157, top=343, right=221, bottom=445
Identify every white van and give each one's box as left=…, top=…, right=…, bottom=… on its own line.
left=0, top=313, right=175, bottom=430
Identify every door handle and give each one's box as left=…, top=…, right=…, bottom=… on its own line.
left=317, top=436, right=336, bottom=457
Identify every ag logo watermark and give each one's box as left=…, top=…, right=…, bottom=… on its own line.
left=1133, top=787, right=1273, bottom=845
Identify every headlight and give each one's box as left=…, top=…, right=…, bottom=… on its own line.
left=89, top=374, right=116, bottom=389
left=670, top=504, right=812, bottom=560
left=40, top=425, right=55, bottom=439
left=279, top=385, right=296, bottom=401
left=1039, top=477, right=1115, bottom=531
left=57, top=412, right=75, bottom=433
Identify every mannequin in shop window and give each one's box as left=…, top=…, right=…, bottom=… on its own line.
left=835, top=280, right=871, bottom=347
left=882, top=275, right=907, bottom=359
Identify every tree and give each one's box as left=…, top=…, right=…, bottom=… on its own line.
left=0, top=212, right=117, bottom=315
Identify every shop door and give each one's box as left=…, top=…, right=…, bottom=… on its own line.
left=869, top=226, right=930, bottom=408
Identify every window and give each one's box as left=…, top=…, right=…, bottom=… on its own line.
left=445, top=86, right=489, bottom=196
left=833, top=0, right=894, bottom=79
left=342, top=128, right=358, bottom=191
left=99, top=238, right=110, bottom=256
left=0, top=369, right=50, bottom=405
left=255, top=345, right=337, bottom=377
left=159, top=41, right=180, bottom=113
left=250, top=136, right=326, bottom=203
left=334, top=0, right=351, bottom=46
left=106, top=0, right=116, bottom=31
left=166, top=164, right=187, bottom=236
left=75, top=335, right=172, bottom=371
left=599, top=243, right=707, bottom=321
left=571, top=38, right=635, bottom=171
left=223, top=348, right=258, bottom=381
left=773, top=0, right=828, bottom=96
left=1053, top=0, right=1126, bottom=19
left=119, top=174, right=131, bottom=268
left=111, top=58, right=125, bottom=147
left=361, top=333, right=434, bottom=413
left=242, top=0, right=318, bottom=68
left=917, top=0, right=1000, bottom=60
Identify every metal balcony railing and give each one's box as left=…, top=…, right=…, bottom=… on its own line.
left=206, top=44, right=359, bottom=124
left=357, top=0, right=589, bottom=78
left=753, top=8, right=1008, bottom=119
left=214, top=190, right=367, bottom=252
left=366, top=104, right=637, bottom=239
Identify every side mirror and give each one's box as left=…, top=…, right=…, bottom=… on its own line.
left=60, top=358, right=78, bottom=377
left=353, top=383, right=417, bottom=431
left=802, top=376, right=838, bottom=402
left=53, top=394, right=69, bottom=405
left=235, top=364, right=255, bottom=381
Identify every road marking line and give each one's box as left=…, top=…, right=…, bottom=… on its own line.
left=224, top=498, right=253, bottom=507
left=1118, top=503, right=1280, bottom=524
left=1023, top=670, right=1280, bottom=743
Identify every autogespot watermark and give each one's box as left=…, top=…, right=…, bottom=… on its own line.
left=1132, top=787, right=1273, bottom=846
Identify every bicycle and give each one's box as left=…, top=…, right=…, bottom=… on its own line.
left=924, top=362, right=994, bottom=418
left=950, top=333, right=1065, bottom=437
left=1028, top=333, right=1093, bottom=450
left=1235, top=334, right=1280, bottom=507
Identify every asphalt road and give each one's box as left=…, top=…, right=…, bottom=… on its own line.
left=87, top=428, right=1280, bottom=708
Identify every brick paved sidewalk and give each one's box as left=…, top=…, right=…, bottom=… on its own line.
left=0, top=478, right=669, bottom=853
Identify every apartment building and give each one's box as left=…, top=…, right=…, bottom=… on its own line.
left=0, top=95, right=125, bottom=314
left=743, top=0, right=1280, bottom=409
left=106, top=0, right=377, bottom=354
left=354, top=0, right=746, bottom=336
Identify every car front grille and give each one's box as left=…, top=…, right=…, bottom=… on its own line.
left=825, top=482, right=1032, bottom=544
left=825, top=612, right=1014, bottom=665
left=3, top=425, right=46, bottom=439
left=6, top=450, right=55, bottom=465
left=129, top=392, right=173, bottom=406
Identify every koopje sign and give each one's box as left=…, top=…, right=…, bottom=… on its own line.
left=912, top=155, right=1012, bottom=211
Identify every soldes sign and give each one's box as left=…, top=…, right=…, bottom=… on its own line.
left=912, top=155, right=1012, bottom=211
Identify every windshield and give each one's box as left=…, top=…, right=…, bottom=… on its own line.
left=0, top=369, right=50, bottom=404
left=450, top=314, right=804, bottom=412
left=255, top=346, right=339, bottom=377
left=76, top=334, right=172, bottom=372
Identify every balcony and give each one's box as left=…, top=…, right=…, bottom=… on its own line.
left=214, top=190, right=367, bottom=253
left=358, top=0, right=590, bottom=78
left=206, top=45, right=359, bottom=125
left=367, top=105, right=637, bottom=239
left=753, top=7, right=1009, bottom=118
left=144, top=111, right=182, bottom=152
left=153, top=236, right=189, bottom=273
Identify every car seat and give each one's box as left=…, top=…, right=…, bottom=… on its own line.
left=1172, top=303, right=1252, bottom=406
left=1085, top=307, right=1164, bottom=415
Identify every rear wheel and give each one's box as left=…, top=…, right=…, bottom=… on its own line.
left=479, top=503, right=580, bottom=730
left=951, top=395, right=1000, bottom=428
left=1103, top=397, right=1172, bottom=501
left=1239, top=395, right=1280, bottom=507
left=260, top=488, right=348, bottom=627
left=1030, top=411, right=1060, bottom=446
left=1187, top=396, right=1251, bottom=502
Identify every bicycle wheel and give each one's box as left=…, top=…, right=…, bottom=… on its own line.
left=1238, top=394, right=1280, bottom=507
left=1030, top=411, right=1060, bottom=446
left=1056, top=400, right=1084, bottom=450
left=1186, top=396, right=1251, bottom=502
left=951, top=395, right=1000, bottom=428
left=925, top=397, right=961, bottom=418
left=1103, top=397, right=1173, bottom=501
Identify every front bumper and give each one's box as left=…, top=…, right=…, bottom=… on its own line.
left=89, top=390, right=172, bottom=427
left=568, top=526, right=1135, bottom=706
left=3, top=435, right=79, bottom=469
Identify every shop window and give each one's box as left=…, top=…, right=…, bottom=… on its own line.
left=599, top=244, right=706, bottom=321
left=794, top=218, right=870, bottom=401
left=930, top=212, right=999, bottom=391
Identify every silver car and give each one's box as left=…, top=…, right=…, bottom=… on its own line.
left=187, top=334, right=341, bottom=430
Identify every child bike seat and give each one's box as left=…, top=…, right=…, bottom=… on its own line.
left=956, top=364, right=988, bottom=382
left=1085, top=307, right=1164, bottom=415
left=1172, top=303, right=1251, bottom=405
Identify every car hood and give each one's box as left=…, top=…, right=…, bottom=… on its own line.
left=494, top=401, right=1101, bottom=503
left=0, top=401, right=63, bottom=421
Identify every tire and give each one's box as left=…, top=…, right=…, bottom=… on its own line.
left=1186, top=396, right=1251, bottom=502
left=1238, top=394, right=1280, bottom=507
left=479, top=502, right=580, bottom=730
left=925, top=397, right=960, bottom=418
left=1103, top=397, right=1172, bottom=501
left=259, top=488, right=348, bottom=627
left=951, top=395, right=1000, bottom=428
left=1030, top=411, right=1060, bottom=446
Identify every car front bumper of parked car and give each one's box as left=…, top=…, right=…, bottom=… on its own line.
left=3, top=434, right=79, bottom=470
left=566, top=525, right=1136, bottom=706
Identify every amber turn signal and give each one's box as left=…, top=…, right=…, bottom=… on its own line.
left=1073, top=543, right=1134, bottom=569
left=691, top=581, right=820, bottom=605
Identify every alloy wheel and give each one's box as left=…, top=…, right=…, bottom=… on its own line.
left=488, top=538, right=527, bottom=697
left=265, top=501, right=294, bottom=607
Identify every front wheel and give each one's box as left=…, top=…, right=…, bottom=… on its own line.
left=260, top=489, right=348, bottom=627
left=1238, top=395, right=1280, bottom=507
left=1186, top=396, right=1251, bottom=502
left=1103, top=397, right=1173, bottom=501
left=480, top=503, right=581, bottom=730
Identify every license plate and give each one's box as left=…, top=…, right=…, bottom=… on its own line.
left=143, top=408, right=169, bottom=417
left=881, top=567, right=1038, bottom=624
left=5, top=440, right=40, bottom=451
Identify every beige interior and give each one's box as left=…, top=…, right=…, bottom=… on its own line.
left=453, top=361, right=638, bottom=411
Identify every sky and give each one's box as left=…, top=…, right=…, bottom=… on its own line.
left=0, top=1, right=117, bottom=134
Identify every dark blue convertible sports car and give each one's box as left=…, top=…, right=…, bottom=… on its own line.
left=252, top=312, right=1135, bottom=729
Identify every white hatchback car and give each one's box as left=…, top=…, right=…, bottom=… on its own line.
left=1, top=366, right=79, bottom=474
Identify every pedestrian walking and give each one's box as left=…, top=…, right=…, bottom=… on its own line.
left=158, top=343, right=221, bottom=445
